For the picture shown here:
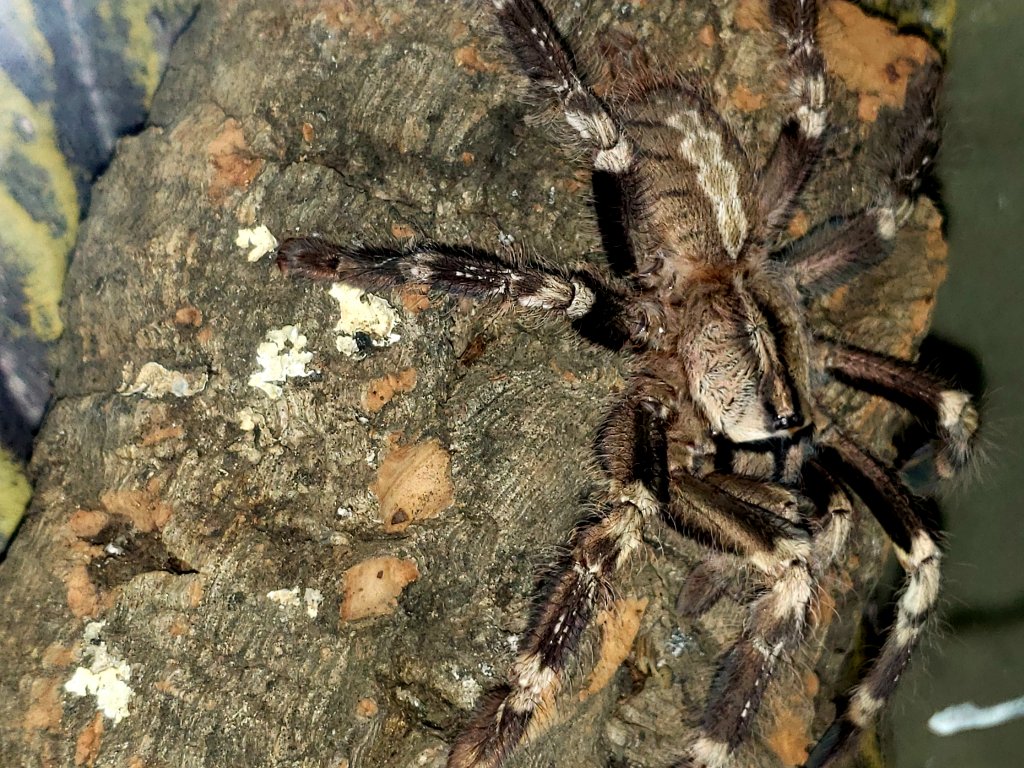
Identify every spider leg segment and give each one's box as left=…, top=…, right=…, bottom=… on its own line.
left=276, top=237, right=657, bottom=349
left=493, top=0, right=644, bottom=278
left=757, top=0, right=826, bottom=239
left=807, top=429, right=943, bottom=768
left=781, top=208, right=900, bottom=297
left=664, top=471, right=816, bottom=767
left=448, top=389, right=670, bottom=768
left=492, top=0, right=634, bottom=175
left=819, top=339, right=978, bottom=476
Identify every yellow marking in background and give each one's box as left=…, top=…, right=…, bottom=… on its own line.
left=0, top=448, right=31, bottom=547
left=97, top=0, right=163, bottom=106
left=0, top=69, right=78, bottom=341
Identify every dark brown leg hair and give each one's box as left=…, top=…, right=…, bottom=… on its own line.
left=756, top=0, right=825, bottom=240
left=492, top=0, right=636, bottom=177
left=448, top=388, right=670, bottom=768
left=276, top=237, right=654, bottom=350
left=819, top=339, right=978, bottom=477
left=781, top=209, right=898, bottom=297
left=776, top=58, right=942, bottom=297
left=663, top=470, right=816, bottom=766
left=807, top=429, right=943, bottom=768
left=800, top=456, right=855, bottom=574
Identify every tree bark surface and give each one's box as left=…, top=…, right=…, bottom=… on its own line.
left=0, top=2, right=948, bottom=767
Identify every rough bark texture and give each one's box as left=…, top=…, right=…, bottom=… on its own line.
left=0, top=2, right=947, bottom=767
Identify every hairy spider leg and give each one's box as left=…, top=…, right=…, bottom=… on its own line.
left=492, top=0, right=636, bottom=176
left=448, top=389, right=671, bottom=768
left=756, top=0, right=827, bottom=241
left=819, top=340, right=978, bottom=477
left=777, top=58, right=944, bottom=296
left=662, top=467, right=816, bottom=768
left=275, top=238, right=656, bottom=349
left=491, top=0, right=646, bottom=278
left=808, top=430, right=944, bottom=768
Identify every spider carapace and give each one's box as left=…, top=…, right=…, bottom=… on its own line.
left=275, top=1, right=977, bottom=766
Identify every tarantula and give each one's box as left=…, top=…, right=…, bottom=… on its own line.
left=275, top=1, right=977, bottom=766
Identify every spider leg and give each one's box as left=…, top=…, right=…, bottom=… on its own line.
left=492, top=0, right=635, bottom=175
left=777, top=58, right=943, bottom=295
left=276, top=237, right=656, bottom=349
left=448, top=388, right=670, bottom=768
left=819, top=339, right=978, bottom=477
left=756, top=0, right=826, bottom=240
left=492, top=0, right=642, bottom=277
left=663, top=473, right=816, bottom=768
left=781, top=208, right=901, bottom=296
left=806, top=429, right=943, bottom=768
left=800, top=456, right=855, bottom=573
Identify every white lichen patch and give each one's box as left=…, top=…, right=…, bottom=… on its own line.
left=304, top=588, right=323, bottom=619
left=236, top=225, right=279, bottom=262
left=266, top=587, right=302, bottom=608
left=118, top=361, right=208, bottom=398
left=248, top=325, right=314, bottom=399
left=63, top=621, right=134, bottom=724
left=328, top=283, right=401, bottom=357
left=266, top=586, right=323, bottom=619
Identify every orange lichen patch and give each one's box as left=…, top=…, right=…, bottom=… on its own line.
left=22, top=677, right=62, bottom=731
left=804, top=671, right=820, bottom=698
left=68, top=509, right=110, bottom=539
left=390, top=222, right=416, bottom=239
left=320, top=1, right=401, bottom=42
left=460, top=151, right=475, bottom=165
left=698, top=25, right=717, bottom=47
left=173, top=305, right=203, bottom=326
left=580, top=597, right=649, bottom=700
left=42, top=643, right=75, bottom=669
left=168, top=618, right=191, bottom=637
left=765, top=703, right=812, bottom=766
left=100, top=479, right=173, bottom=533
left=74, top=713, right=104, bottom=767
left=821, top=1, right=937, bottom=119
left=340, top=556, right=420, bottom=621
left=371, top=439, right=454, bottom=533
left=66, top=564, right=102, bottom=618
left=454, top=44, right=500, bottom=74
left=140, top=424, right=185, bottom=447
left=730, top=84, right=766, bottom=112
left=187, top=577, right=205, bottom=608
left=361, top=368, right=418, bottom=413
left=399, top=285, right=431, bottom=314
left=812, top=582, right=837, bottom=630
left=857, top=92, right=883, bottom=122
left=301, top=122, right=315, bottom=142
left=735, top=0, right=768, bottom=31
left=355, top=697, right=379, bottom=719
left=207, top=118, right=264, bottom=203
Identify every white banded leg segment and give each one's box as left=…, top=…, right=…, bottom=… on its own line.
left=450, top=477, right=660, bottom=768
left=690, top=556, right=814, bottom=760
left=849, top=531, right=941, bottom=728
left=756, top=0, right=826, bottom=236
left=820, top=340, right=979, bottom=476
left=593, top=136, right=635, bottom=174
left=493, top=0, right=626, bottom=157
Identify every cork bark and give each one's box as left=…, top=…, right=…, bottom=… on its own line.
left=0, top=2, right=947, bottom=767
